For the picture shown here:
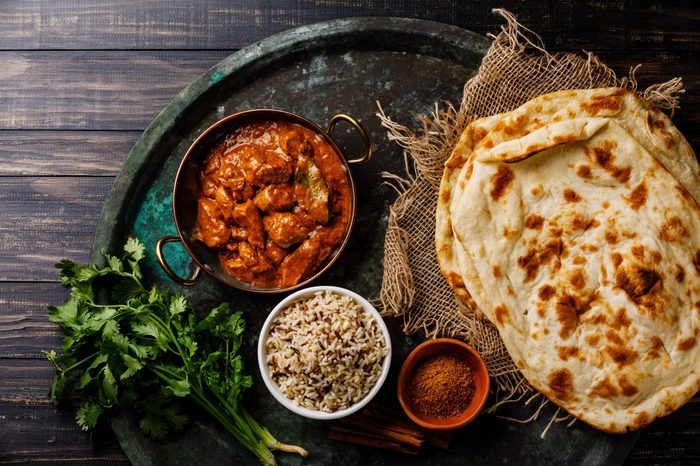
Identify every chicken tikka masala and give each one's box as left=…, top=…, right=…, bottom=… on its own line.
left=195, top=120, right=352, bottom=287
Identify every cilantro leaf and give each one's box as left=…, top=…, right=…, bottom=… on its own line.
left=163, top=376, right=190, bottom=398
left=128, top=341, right=151, bottom=360
left=169, top=295, right=187, bottom=318
left=120, top=354, right=143, bottom=380
left=101, top=365, right=118, bottom=404
left=132, top=321, right=162, bottom=340
left=56, top=259, right=81, bottom=284
left=77, top=354, right=106, bottom=389
left=195, top=303, right=225, bottom=332
left=108, top=333, right=130, bottom=354
left=159, top=404, right=189, bottom=431
left=101, top=319, right=119, bottom=339
left=111, top=277, right=143, bottom=303
left=177, top=334, right=198, bottom=358
left=103, top=252, right=124, bottom=273
left=139, top=412, right=169, bottom=440
left=48, top=299, right=79, bottom=326
left=73, top=282, right=96, bottom=305
left=75, top=265, right=101, bottom=282
left=48, top=371, right=74, bottom=400
left=148, top=286, right=165, bottom=304
left=44, top=349, right=58, bottom=365
left=124, top=237, right=145, bottom=261
left=76, top=403, right=104, bottom=431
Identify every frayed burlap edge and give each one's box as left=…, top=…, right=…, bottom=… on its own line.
left=375, top=8, right=684, bottom=433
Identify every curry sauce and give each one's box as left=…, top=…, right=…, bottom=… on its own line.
left=195, top=120, right=351, bottom=287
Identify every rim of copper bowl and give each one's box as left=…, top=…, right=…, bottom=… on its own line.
left=170, top=109, right=358, bottom=294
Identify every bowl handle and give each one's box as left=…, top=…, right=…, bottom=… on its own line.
left=327, top=113, right=372, bottom=164
left=155, top=236, right=202, bottom=286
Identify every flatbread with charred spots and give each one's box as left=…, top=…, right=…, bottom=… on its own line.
left=436, top=88, right=700, bottom=433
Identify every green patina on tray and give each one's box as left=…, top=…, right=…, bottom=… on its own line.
left=91, top=17, right=638, bottom=466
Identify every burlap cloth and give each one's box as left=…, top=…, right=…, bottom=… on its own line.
left=376, top=9, right=683, bottom=423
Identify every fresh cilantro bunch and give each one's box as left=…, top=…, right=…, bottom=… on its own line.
left=45, top=238, right=307, bottom=466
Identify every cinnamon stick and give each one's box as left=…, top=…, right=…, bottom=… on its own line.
left=361, top=403, right=454, bottom=449
left=423, top=430, right=453, bottom=450
left=329, top=426, right=420, bottom=455
left=337, top=417, right=424, bottom=448
left=361, top=405, right=420, bottom=432
left=328, top=402, right=454, bottom=454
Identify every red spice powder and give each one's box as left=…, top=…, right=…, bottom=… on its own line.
left=408, top=353, right=475, bottom=418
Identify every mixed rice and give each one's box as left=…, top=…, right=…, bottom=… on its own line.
left=265, top=290, right=389, bottom=412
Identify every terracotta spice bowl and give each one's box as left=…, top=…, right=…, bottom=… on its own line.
left=397, top=338, right=490, bottom=430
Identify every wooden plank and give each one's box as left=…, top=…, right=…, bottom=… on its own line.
left=0, top=399, right=128, bottom=465
left=0, top=50, right=228, bottom=130
left=0, top=1, right=697, bottom=51
left=0, top=283, right=67, bottom=358
left=0, top=131, right=137, bottom=176
left=596, top=50, right=700, bottom=150
left=0, top=359, right=128, bottom=464
left=0, top=177, right=112, bottom=281
left=1, top=50, right=699, bottom=133
left=0, top=358, right=56, bottom=399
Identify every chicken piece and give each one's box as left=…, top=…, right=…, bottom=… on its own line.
left=224, top=242, right=273, bottom=279
left=263, top=212, right=309, bottom=249
left=253, top=184, right=295, bottom=212
left=224, top=232, right=252, bottom=252
left=292, top=205, right=320, bottom=230
left=218, top=155, right=244, bottom=185
left=213, top=185, right=235, bottom=218
left=279, top=237, right=321, bottom=286
left=217, top=154, right=252, bottom=201
left=232, top=200, right=265, bottom=249
left=223, top=254, right=246, bottom=276
left=196, top=198, right=228, bottom=248
left=238, top=242, right=273, bottom=273
left=279, top=127, right=313, bottom=158
left=294, top=154, right=330, bottom=225
left=234, top=144, right=292, bottom=186
left=232, top=183, right=254, bottom=202
left=264, top=238, right=288, bottom=265
left=203, top=148, right=222, bottom=175
left=201, top=175, right=217, bottom=198
left=229, top=227, right=248, bottom=242
left=312, top=226, right=345, bottom=265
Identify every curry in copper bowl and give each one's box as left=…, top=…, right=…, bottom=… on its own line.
left=156, top=109, right=371, bottom=292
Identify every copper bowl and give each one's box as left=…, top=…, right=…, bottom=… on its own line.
left=155, top=109, right=372, bottom=293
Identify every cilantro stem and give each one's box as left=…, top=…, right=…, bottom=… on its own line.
left=210, top=388, right=308, bottom=458
left=205, top=384, right=252, bottom=436
left=150, top=358, right=279, bottom=465
left=225, top=339, right=229, bottom=380
left=146, top=313, right=195, bottom=374
left=54, top=351, right=102, bottom=374
left=180, top=378, right=277, bottom=466
left=240, top=406, right=309, bottom=457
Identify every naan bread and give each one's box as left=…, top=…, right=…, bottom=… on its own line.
left=437, top=88, right=700, bottom=312
left=437, top=88, right=700, bottom=433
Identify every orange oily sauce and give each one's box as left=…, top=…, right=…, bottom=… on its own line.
left=195, top=120, right=351, bottom=287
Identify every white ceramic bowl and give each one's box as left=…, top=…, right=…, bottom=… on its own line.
left=257, top=285, right=392, bottom=420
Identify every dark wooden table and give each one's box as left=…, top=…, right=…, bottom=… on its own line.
left=1, top=1, right=697, bottom=465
